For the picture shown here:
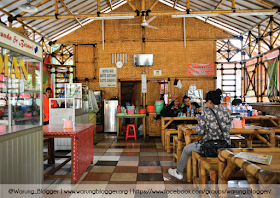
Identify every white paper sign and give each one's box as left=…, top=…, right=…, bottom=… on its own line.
left=154, top=70, right=162, bottom=76
left=141, top=74, right=147, bottom=93
left=99, top=68, right=117, bottom=87
left=0, top=24, right=42, bottom=59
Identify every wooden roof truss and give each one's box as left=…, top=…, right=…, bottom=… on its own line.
left=0, top=0, right=280, bottom=62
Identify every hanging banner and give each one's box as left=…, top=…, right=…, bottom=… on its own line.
left=99, top=68, right=117, bottom=87
left=141, top=74, right=147, bottom=93
left=188, top=63, right=214, bottom=76
left=0, top=24, right=42, bottom=59
left=267, top=56, right=278, bottom=99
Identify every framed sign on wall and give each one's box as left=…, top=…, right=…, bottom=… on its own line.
left=99, top=68, right=117, bottom=87
left=188, top=63, right=214, bottom=76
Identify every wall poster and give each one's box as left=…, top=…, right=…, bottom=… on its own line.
left=188, top=63, right=214, bottom=76
left=99, top=68, right=117, bottom=87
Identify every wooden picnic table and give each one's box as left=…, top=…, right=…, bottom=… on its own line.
left=178, top=124, right=276, bottom=182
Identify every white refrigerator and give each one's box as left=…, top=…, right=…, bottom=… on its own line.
left=104, top=99, right=118, bottom=132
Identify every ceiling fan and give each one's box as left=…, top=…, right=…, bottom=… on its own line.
left=18, top=0, right=38, bottom=12
left=121, top=16, right=158, bottom=29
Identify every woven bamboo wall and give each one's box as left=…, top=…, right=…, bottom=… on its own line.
left=147, top=81, right=160, bottom=105
left=57, top=0, right=231, bottom=100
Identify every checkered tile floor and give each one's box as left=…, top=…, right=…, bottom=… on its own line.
left=43, top=133, right=250, bottom=198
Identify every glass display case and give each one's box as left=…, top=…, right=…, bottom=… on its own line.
left=0, top=46, right=42, bottom=130
left=65, top=83, right=82, bottom=109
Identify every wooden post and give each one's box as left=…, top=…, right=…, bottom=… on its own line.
left=186, top=0, right=190, bottom=10
left=270, top=17, right=273, bottom=48
left=186, top=130, right=192, bottom=182
left=257, top=58, right=260, bottom=102
left=118, top=81, right=121, bottom=105
left=97, top=0, right=100, bottom=13
left=232, top=0, right=235, bottom=9
left=55, top=0, right=59, bottom=14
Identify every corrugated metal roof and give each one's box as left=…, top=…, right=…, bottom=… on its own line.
left=0, top=0, right=280, bottom=61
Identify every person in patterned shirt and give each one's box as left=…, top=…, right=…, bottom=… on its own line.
left=168, top=89, right=231, bottom=180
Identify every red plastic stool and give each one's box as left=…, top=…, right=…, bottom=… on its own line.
left=126, top=124, right=137, bottom=140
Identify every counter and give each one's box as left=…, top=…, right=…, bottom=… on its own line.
left=0, top=126, right=43, bottom=184
left=146, top=113, right=161, bottom=137
left=250, top=103, right=280, bottom=117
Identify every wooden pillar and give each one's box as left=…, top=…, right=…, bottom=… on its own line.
left=232, top=0, right=235, bottom=9
left=258, top=25, right=262, bottom=54
left=186, top=0, right=190, bottom=10
left=49, top=46, right=52, bottom=64
left=33, top=31, right=35, bottom=41
left=118, top=81, right=121, bottom=105
left=257, top=58, right=260, bottom=102
left=55, top=0, right=59, bottom=14
left=270, top=17, right=273, bottom=48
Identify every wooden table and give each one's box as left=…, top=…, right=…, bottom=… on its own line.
left=179, top=125, right=276, bottom=182
left=116, top=114, right=146, bottom=139
left=43, top=124, right=94, bottom=184
left=219, top=148, right=280, bottom=184
left=161, top=117, right=198, bottom=146
left=244, top=116, right=280, bottom=128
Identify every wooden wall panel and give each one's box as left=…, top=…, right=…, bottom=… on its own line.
left=57, top=0, right=231, bottom=100
left=147, top=81, right=160, bottom=105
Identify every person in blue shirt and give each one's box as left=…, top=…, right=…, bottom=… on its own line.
left=168, top=89, right=231, bottom=180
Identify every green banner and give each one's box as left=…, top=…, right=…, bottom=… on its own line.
left=267, top=56, right=278, bottom=99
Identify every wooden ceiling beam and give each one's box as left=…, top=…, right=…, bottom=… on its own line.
left=60, top=0, right=83, bottom=27
left=39, top=5, right=101, bottom=36
left=8, top=0, right=51, bottom=17
left=55, top=0, right=59, bottom=14
left=205, top=0, right=223, bottom=22
left=0, top=7, right=50, bottom=42
left=98, top=0, right=101, bottom=12
left=26, top=0, right=88, bottom=30
left=16, top=8, right=278, bottom=20
left=126, top=0, right=137, bottom=11
left=174, top=0, right=178, bottom=8
left=255, top=0, right=279, bottom=8
left=107, top=0, right=113, bottom=11
left=148, top=0, right=159, bottom=11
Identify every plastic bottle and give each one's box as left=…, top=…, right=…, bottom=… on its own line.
left=187, top=108, right=190, bottom=117
left=191, top=108, right=194, bottom=117
left=232, top=105, right=236, bottom=113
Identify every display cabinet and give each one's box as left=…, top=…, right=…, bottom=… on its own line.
left=0, top=23, right=43, bottom=184
left=0, top=40, right=42, bottom=130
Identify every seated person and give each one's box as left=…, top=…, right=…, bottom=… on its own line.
left=160, top=98, right=182, bottom=128
left=160, top=97, right=181, bottom=117
left=181, top=96, right=202, bottom=114
left=168, top=89, right=231, bottom=180
left=232, top=98, right=242, bottom=106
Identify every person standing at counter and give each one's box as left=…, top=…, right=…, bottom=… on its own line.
left=43, top=87, right=57, bottom=125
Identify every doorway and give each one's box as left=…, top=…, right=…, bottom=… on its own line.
left=121, top=81, right=142, bottom=108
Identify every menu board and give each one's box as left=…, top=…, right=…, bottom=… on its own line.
left=99, top=68, right=117, bottom=87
